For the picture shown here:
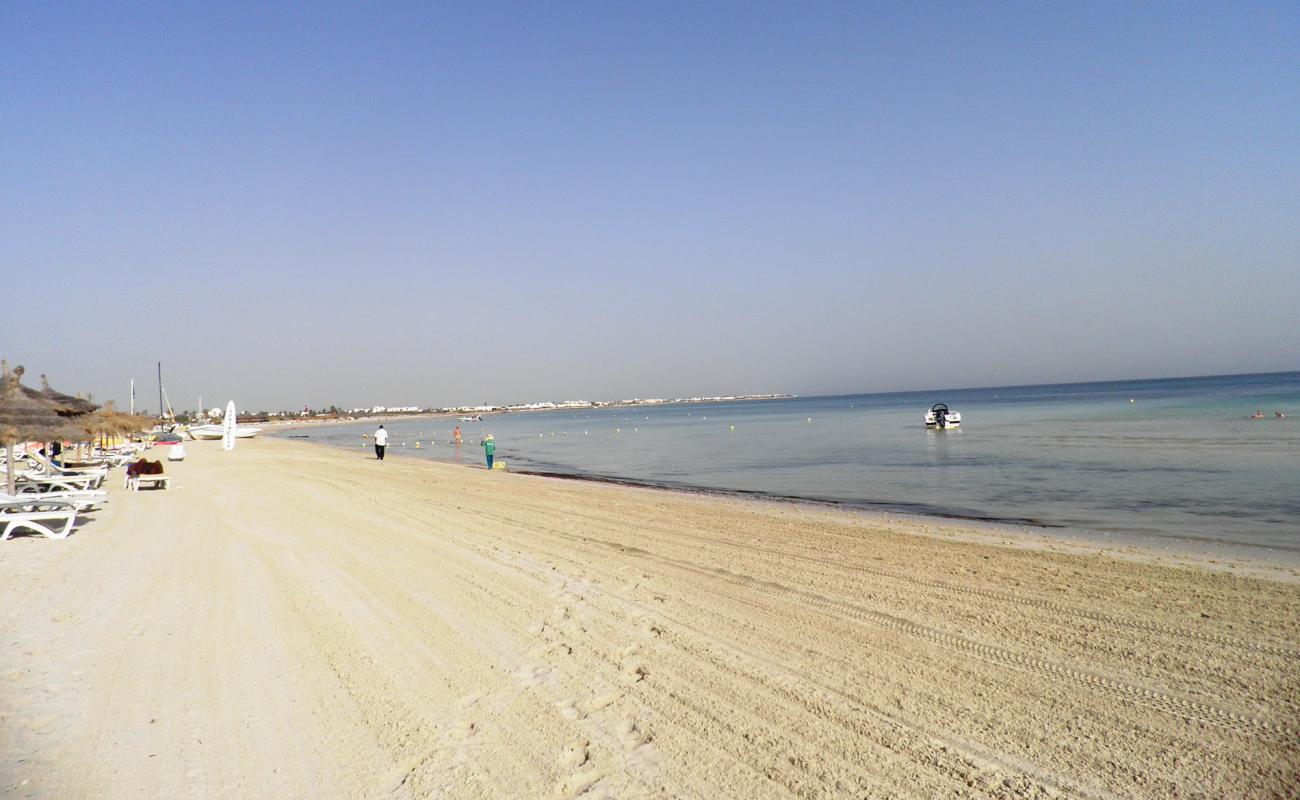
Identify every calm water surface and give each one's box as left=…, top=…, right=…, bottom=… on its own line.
left=278, top=373, right=1300, bottom=557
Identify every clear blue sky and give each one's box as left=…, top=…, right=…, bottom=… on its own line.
left=4, top=1, right=1297, bottom=411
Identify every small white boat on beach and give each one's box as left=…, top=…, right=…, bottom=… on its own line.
left=924, top=403, right=961, bottom=429
left=188, top=424, right=262, bottom=440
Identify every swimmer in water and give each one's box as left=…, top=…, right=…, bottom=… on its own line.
left=1251, top=410, right=1264, bottom=419
left=1277, top=410, right=1286, bottom=419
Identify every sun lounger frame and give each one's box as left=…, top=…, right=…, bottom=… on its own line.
left=126, top=474, right=171, bottom=491
left=1, top=505, right=77, bottom=541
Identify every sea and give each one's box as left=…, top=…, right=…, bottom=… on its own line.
left=275, top=372, right=1300, bottom=560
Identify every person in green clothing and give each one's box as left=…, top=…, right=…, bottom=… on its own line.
left=481, top=434, right=496, bottom=470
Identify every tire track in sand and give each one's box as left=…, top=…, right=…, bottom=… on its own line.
left=454, top=507, right=1294, bottom=745
left=519, top=501, right=1299, bottom=661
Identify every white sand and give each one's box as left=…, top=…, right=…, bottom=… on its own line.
left=2, top=439, right=1296, bottom=798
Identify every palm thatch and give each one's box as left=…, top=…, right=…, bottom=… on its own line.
left=0, top=363, right=79, bottom=443
left=80, top=402, right=154, bottom=438
left=2, top=362, right=90, bottom=494
left=39, top=373, right=99, bottom=415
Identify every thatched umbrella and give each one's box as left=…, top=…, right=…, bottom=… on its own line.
left=79, top=402, right=152, bottom=446
left=37, top=373, right=101, bottom=459
left=1, top=362, right=87, bottom=496
left=38, top=374, right=99, bottom=416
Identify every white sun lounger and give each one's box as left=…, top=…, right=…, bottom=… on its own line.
left=13, top=474, right=105, bottom=493
left=24, top=452, right=108, bottom=487
left=127, top=474, right=170, bottom=491
left=1, top=504, right=77, bottom=541
left=1, top=488, right=108, bottom=511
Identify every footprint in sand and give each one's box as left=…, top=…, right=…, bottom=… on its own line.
left=458, top=692, right=484, bottom=709
left=617, top=643, right=649, bottom=683
left=558, top=739, right=590, bottom=769
left=515, top=664, right=551, bottom=686
left=557, top=767, right=604, bottom=799
left=528, top=640, right=574, bottom=660
left=583, top=690, right=623, bottom=716
left=615, top=718, right=650, bottom=749
left=556, top=698, right=584, bottom=720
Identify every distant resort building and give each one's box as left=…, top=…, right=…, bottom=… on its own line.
left=263, top=393, right=792, bottom=420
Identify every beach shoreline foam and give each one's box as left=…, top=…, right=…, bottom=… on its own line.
left=2, top=437, right=1296, bottom=797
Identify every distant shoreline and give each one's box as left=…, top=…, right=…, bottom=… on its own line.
left=269, top=431, right=1300, bottom=581
left=263, top=393, right=797, bottom=429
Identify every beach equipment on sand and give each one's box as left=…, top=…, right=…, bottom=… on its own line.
left=222, top=401, right=236, bottom=451
left=24, top=451, right=108, bottom=488
left=125, top=459, right=170, bottom=491
left=79, top=402, right=153, bottom=452
left=1, top=362, right=96, bottom=497
left=1, top=487, right=107, bottom=511
left=25, top=371, right=106, bottom=464
left=35, top=374, right=98, bottom=415
left=1, top=503, right=78, bottom=541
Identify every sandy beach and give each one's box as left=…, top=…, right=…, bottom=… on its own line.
left=1, top=439, right=1296, bottom=799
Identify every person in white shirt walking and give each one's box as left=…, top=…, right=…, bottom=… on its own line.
left=374, top=425, right=389, bottom=460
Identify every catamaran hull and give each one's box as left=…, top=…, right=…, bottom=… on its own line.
left=188, top=425, right=262, bottom=440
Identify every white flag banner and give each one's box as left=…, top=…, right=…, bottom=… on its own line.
left=222, top=401, right=237, bottom=451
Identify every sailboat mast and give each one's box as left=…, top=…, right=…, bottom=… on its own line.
left=157, top=362, right=163, bottom=422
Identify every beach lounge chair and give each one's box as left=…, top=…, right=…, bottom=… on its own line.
left=25, top=451, right=108, bottom=487
left=128, top=474, right=170, bottom=491
left=1, top=503, right=77, bottom=541
left=90, top=450, right=138, bottom=467
left=12, top=474, right=104, bottom=493
left=1, top=488, right=108, bottom=511
left=125, top=459, right=170, bottom=491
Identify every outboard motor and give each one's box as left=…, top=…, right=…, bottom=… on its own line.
left=936, top=408, right=948, bottom=429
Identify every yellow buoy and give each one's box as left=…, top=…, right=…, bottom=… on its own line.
left=730, top=425, right=735, bottom=431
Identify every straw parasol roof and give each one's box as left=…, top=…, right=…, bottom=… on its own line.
left=0, top=362, right=82, bottom=444
left=79, top=402, right=154, bottom=438
left=1, top=361, right=91, bottom=494
left=38, top=373, right=99, bottom=416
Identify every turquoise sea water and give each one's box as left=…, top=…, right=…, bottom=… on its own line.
left=278, top=373, right=1300, bottom=557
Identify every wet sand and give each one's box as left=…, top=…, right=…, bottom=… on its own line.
left=2, top=438, right=1296, bottom=798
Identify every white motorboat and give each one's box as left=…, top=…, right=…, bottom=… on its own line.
left=457, top=415, right=483, bottom=422
left=188, top=424, right=262, bottom=440
left=924, top=403, right=961, bottom=429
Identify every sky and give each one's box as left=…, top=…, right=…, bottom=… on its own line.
left=3, top=1, right=1297, bottom=411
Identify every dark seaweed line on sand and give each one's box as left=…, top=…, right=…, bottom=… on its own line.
left=512, top=468, right=1060, bottom=529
